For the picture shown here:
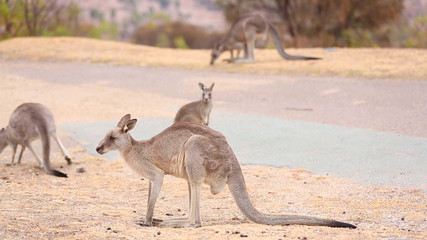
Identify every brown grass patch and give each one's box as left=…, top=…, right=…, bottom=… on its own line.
left=0, top=37, right=426, bottom=80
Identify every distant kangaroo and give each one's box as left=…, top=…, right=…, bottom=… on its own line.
left=0, top=103, right=71, bottom=178
left=174, top=83, right=214, bottom=126
left=211, top=41, right=245, bottom=65
left=210, top=12, right=320, bottom=65
left=96, top=114, right=356, bottom=229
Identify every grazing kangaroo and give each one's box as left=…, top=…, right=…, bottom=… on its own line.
left=211, top=41, right=245, bottom=65
left=174, top=83, right=214, bottom=126
left=96, top=114, right=356, bottom=229
left=0, top=103, right=71, bottom=178
left=210, top=12, right=320, bottom=65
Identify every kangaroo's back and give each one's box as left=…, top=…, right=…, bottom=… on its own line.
left=8, top=103, right=55, bottom=141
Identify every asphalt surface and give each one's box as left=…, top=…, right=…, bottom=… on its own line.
left=2, top=60, right=426, bottom=192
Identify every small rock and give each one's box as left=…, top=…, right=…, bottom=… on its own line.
left=240, top=234, right=248, bottom=237
left=106, top=227, right=111, bottom=231
left=76, top=167, right=85, bottom=173
left=166, top=213, right=173, bottom=216
left=157, top=231, right=161, bottom=235
left=233, top=231, right=240, bottom=234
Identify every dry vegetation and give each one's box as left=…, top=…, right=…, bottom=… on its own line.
left=0, top=37, right=426, bottom=80
left=0, top=37, right=426, bottom=239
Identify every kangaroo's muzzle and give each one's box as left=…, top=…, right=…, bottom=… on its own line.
left=96, top=146, right=104, bottom=154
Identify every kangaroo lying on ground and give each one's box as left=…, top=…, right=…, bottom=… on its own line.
left=0, top=103, right=71, bottom=177
left=210, top=12, right=320, bottom=65
left=174, top=83, right=214, bottom=126
left=96, top=114, right=356, bottom=228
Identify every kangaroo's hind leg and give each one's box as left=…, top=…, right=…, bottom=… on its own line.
left=156, top=135, right=214, bottom=228
left=24, top=142, right=43, bottom=168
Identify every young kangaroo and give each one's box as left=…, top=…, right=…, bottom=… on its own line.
left=0, top=103, right=71, bottom=178
left=211, top=42, right=245, bottom=65
left=96, top=114, right=356, bottom=229
left=174, top=83, right=214, bottom=126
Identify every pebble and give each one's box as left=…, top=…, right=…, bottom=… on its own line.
left=240, top=234, right=248, bottom=237
left=76, top=167, right=85, bottom=173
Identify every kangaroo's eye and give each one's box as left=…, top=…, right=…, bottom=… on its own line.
left=109, top=136, right=115, bottom=141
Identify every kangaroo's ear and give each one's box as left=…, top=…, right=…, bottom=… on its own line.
left=199, top=82, right=205, bottom=90
left=117, top=114, right=131, bottom=129
left=124, top=119, right=137, bottom=133
left=209, top=83, right=215, bottom=90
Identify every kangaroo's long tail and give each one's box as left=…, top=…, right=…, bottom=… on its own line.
left=37, top=119, right=67, bottom=178
left=268, top=22, right=321, bottom=61
left=227, top=161, right=355, bottom=228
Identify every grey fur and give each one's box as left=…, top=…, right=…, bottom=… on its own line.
left=96, top=114, right=356, bottom=228
left=210, top=12, right=320, bottom=65
left=174, top=83, right=214, bottom=126
left=0, top=103, right=71, bottom=177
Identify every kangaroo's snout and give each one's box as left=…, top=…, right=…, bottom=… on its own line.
left=96, top=146, right=104, bottom=154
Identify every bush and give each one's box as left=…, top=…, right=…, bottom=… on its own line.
left=132, top=21, right=223, bottom=49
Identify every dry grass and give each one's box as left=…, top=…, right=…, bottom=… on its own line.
left=0, top=37, right=426, bottom=80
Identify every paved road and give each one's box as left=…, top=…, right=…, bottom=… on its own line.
left=2, top=61, right=426, bottom=192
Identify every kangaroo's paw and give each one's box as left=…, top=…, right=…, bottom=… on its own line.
left=155, top=219, right=201, bottom=228
left=136, top=218, right=163, bottom=227
left=65, top=156, right=72, bottom=165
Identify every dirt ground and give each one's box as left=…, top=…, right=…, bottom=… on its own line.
left=0, top=38, right=426, bottom=239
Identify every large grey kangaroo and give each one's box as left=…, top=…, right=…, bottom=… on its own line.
left=174, top=83, right=214, bottom=126
left=96, top=114, right=356, bottom=228
left=210, top=12, right=320, bottom=65
left=0, top=103, right=71, bottom=178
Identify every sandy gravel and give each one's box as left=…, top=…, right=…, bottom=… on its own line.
left=0, top=38, right=426, bottom=239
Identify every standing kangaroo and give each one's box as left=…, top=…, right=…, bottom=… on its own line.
left=174, top=83, right=214, bottom=126
left=96, top=114, right=356, bottom=228
left=210, top=12, right=320, bottom=65
left=0, top=103, right=71, bottom=178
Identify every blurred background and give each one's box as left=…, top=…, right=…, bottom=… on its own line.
left=0, top=0, right=426, bottom=49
